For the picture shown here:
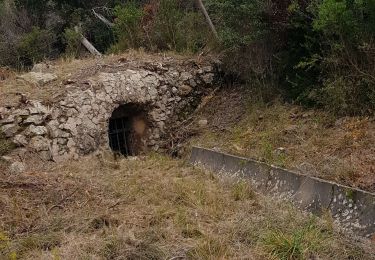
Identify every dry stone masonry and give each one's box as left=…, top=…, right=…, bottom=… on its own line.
left=0, top=58, right=216, bottom=163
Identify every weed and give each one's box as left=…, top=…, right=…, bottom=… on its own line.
left=0, top=131, right=15, bottom=156
left=187, top=236, right=229, bottom=260
left=0, top=155, right=372, bottom=259
left=261, top=219, right=327, bottom=260
left=231, top=180, right=255, bottom=201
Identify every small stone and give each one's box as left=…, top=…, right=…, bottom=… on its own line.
left=29, top=136, right=50, bottom=152
left=13, top=135, right=28, bottom=147
left=172, top=87, right=178, bottom=94
left=275, top=147, right=287, bottom=155
left=1, top=156, right=12, bottom=162
left=201, top=73, right=214, bottom=84
left=1, top=124, right=19, bottom=137
left=24, top=115, right=44, bottom=125
left=198, top=119, right=208, bottom=127
left=9, top=162, right=25, bottom=174
left=28, top=101, right=50, bottom=115
left=178, top=85, right=192, bottom=96
left=39, top=150, right=52, bottom=161
left=14, top=109, right=29, bottom=117
left=0, top=115, right=16, bottom=125
left=25, top=125, right=48, bottom=136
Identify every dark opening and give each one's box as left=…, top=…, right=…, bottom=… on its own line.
left=108, top=104, right=147, bottom=156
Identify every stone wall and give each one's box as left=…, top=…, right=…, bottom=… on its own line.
left=0, top=59, right=216, bottom=163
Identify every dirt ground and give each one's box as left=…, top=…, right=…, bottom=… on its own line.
left=191, top=86, right=375, bottom=193
left=0, top=154, right=374, bottom=260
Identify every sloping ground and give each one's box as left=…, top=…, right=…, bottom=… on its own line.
left=0, top=154, right=373, bottom=259
left=0, top=50, right=213, bottom=107
left=191, top=87, right=375, bottom=192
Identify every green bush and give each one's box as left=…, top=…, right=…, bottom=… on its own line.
left=112, top=2, right=144, bottom=51
left=63, top=28, right=82, bottom=58
left=311, top=0, right=375, bottom=114
left=17, top=27, right=55, bottom=68
left=151, top=0, right=210, bottom=52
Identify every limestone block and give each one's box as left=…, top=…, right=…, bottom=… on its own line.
left=1, top=124, right=20, bottom=137
left=13, top=135, right=28, bottom=147
left=28, top=101, right=50, bottom=115
left=29, top=136, right=50, bottom=152
left=19, top=72, right=57, bottom=86
left=201, top=73, right=214, bottom=84
left=0, top=115, right=16, bottom=125
left=25, top=125, right=48, bottom=136
left=9, top=162, right=26, bottom=174
left=14, top=109, right=30, bottom=117
left=24, top=115, right=44, bottom=125
left=178, top=85, right=193, bottom=96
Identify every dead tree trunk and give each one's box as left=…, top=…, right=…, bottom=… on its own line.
left=92, top=9, right=114, bottom=27
left=74, top=26, right=102, bottom=57
left=196, top=0, right=219, bottom=39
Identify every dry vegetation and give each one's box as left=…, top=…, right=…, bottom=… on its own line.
left=190, top=87, right=375, bottom=192
left=0, top=153, right=373, bottom=260
left=0, top=50, right=210, bottom=107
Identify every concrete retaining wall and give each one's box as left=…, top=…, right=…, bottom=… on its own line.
left=190, top=146, right=375, bottom=238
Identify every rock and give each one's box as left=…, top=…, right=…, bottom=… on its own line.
left=19, top=72, right=57, bottom=86
left=1, top=124, right=19, bottom=137
left=13, top=109, right=29, bottom=117
left=24, top=115, right=44, bottom=125
left=9, top=162, right=26, bottom=174
left=1, top=156, right=12, bottom=162
left=275, top=147, right=287, bottom=155
left=180, top=72, right=192, bottom=81
left=25, top=125, right=48, bottom=136
left=31, top=63, right=49, bottom=73
left=39, top=150, right=52, bottom=161
left=13, top=135, right=28, bottom=147
left=198, top=119, right=208, bottom=127
left=28, top=101, right=50, bottom=115
left=0, top=115, right=16, bottom=125
left=172, top=87, right=178, bottom=94
left=302, top=111, right=314, bottom=118
left=29, top=136, right=50, bottom=152
left=178, top=85, right=193, bottom=96
left=201, top=73, right=214, bottom=84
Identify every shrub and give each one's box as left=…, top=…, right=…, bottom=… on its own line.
left=150, top=0, right=210, bottom=52
left=112, top=2, right=144, bottom=51
left=17, top=27, right=55, bottom=68
left=63, top=27, right=82, bottom=58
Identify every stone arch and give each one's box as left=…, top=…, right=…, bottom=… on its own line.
left=107, top=103, right=149, bottom=156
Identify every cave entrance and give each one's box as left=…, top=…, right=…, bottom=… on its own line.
left=108, top=104, right=147, bottom=156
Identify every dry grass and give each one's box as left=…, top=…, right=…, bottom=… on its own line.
left=0, top=154, right=373, bottom=259
left=0, top=50, right=213, bottom=107
left=191, top=88, right=375, bottom=192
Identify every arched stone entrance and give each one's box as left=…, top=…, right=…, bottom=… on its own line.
left=108, top=104, right=148, bottom=156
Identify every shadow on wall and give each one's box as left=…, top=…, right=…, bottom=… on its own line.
left=108, top=103, right=149, bottom=156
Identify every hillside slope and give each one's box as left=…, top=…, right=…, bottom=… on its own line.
left=0, top=154, right=373, bottom=259
left=190, top=87, right=375, bottom=192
